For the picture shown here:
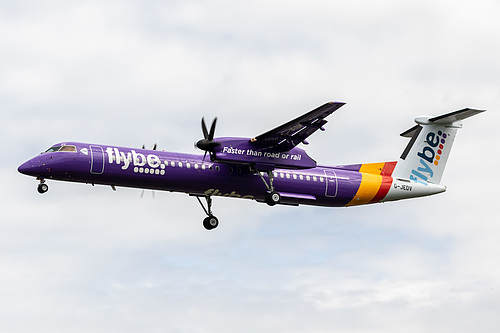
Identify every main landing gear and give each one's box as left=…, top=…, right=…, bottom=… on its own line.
left=196, top=195, right=219, bottom=230
left=194, top=168, right=280, bottom=230
left=37, top=178, right=48, bottom=194
left=255, top=169, right=281, bottom=206
left=265, top=191, right=281, bottom=206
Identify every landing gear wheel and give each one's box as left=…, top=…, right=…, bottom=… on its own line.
left=37, top=183, right=48, bottom=194
left=254, top=168, right=280, bottom=207
left=203, top=216, right=219, bottom=230
left=265, top=191, right=281, bottom=206
left=196, top=195, right=220, bottom=230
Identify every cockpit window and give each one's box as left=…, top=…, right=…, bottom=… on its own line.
left=44, top=145, right=77, bottom=153
left=45, top=146, right=62, bottom=153
left=59, top=145, right=77, bottom=152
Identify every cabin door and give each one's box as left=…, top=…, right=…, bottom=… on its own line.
left=324, top=169, right=338, bottom=197
left=90, top=145, right=105, bottom=174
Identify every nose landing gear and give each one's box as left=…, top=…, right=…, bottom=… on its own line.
left=195, top=195, right=219, bottom=230
left=37, top=178, right=48, bottom=194
left=203, top=215, right=219, bottom=230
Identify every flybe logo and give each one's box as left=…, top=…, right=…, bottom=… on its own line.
left=105, top=147, right=168, bottom=176
left=410, top=130, right=448, bottom=185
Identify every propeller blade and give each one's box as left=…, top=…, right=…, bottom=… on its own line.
left=201, top=117, right=209, bottom=139
left=208, top=117, right=217, bottom=140
left=197, top=117, right=218, bottom=159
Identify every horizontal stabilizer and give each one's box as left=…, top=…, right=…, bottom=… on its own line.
left=400, top=124, right=421, bottom=138
left=429, top=108, right=486, bottom=123
left=400, top=108, right=485, bottom=137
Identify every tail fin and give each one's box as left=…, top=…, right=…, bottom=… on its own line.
left=392, top=108, right=485, bottom=185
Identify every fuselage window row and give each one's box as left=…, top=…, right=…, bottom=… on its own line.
left=128, top=158, right=324, bottom=182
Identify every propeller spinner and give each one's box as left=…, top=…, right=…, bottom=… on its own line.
left=196, top=117, right=219, bottom=160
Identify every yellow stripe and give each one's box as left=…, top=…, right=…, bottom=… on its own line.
left=358, top=162, right=386, bottom=175
left=346, top=172, right=383, bottom=206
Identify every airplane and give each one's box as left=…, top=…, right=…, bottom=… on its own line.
left=18, top=102, right=484, bottom=230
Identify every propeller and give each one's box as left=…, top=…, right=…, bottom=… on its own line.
left=196, top=117, right=219, bottom=160
left=141, top=143, right=158, bottom=150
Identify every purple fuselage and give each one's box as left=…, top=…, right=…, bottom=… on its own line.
left=18, top=141, right=367, bottom=207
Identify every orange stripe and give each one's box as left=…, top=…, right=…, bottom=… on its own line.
left=347, top=162, right=397, bottom=206
left=358, top=162, right=385, bottom=175
left=346, top=172, right=383, bottom=206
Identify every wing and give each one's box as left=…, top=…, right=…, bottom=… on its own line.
left=250, top=102, right=345, bottom=151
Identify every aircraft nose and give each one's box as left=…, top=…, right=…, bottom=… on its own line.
left=18, top=159, right=41, bottom=176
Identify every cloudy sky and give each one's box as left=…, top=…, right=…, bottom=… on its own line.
left=2, top=0, right=499, bottom=332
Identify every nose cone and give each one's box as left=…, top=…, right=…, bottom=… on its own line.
left=18, top=158, right=41, bottom=176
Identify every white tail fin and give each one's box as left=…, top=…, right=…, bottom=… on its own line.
left=392, top=108, right=485, bottom=185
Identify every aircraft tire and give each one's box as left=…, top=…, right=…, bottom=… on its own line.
left=265, top=191, right=281, bottom=206
left=203, top=216, right=219, bottom=230
left=37, top=183, right=48, bottom=194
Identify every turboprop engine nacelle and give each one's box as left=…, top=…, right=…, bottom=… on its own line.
left=212, top=137, right=317, bottom=169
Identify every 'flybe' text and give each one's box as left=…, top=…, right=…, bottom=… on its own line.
left=410, top=130, right=448, bottom=185
left=106, top=147, right=161, bottom=170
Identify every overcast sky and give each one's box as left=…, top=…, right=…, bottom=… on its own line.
left=1, top=0, right=499, bottom=332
